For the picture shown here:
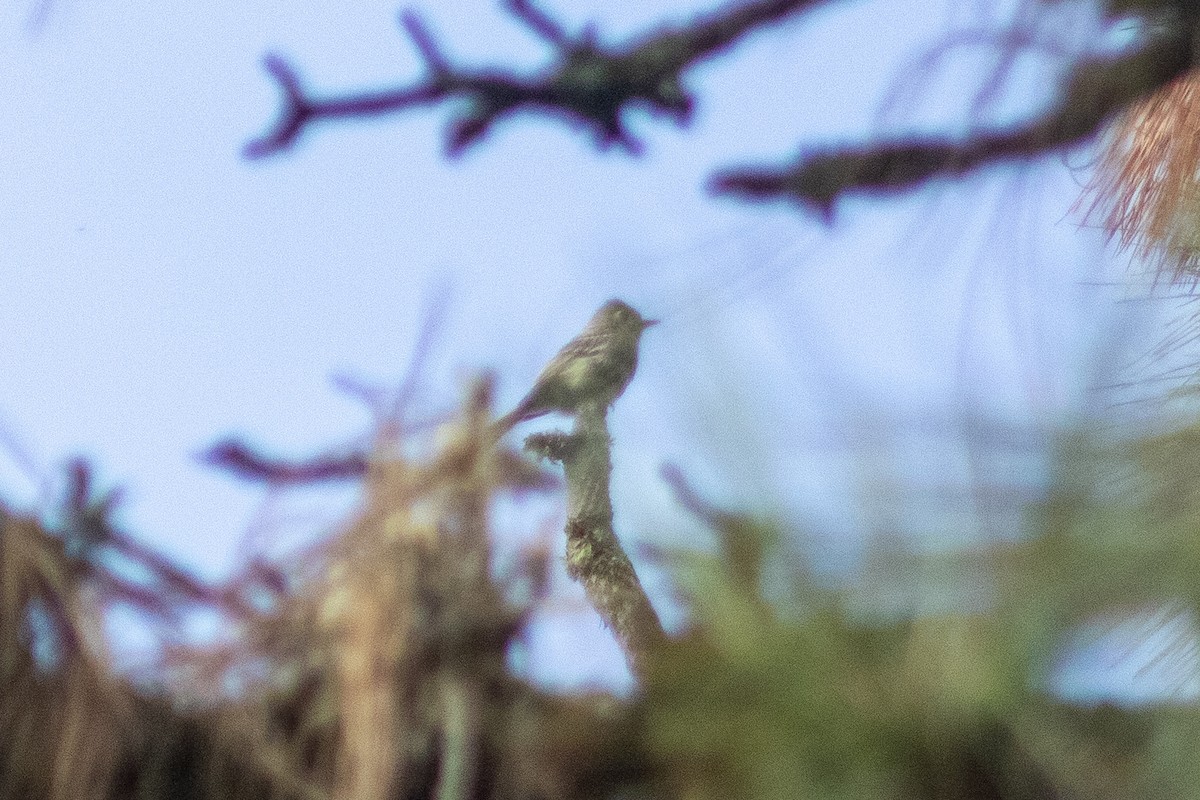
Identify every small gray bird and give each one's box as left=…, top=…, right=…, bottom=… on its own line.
left=493, top=299, right=658, bottom=435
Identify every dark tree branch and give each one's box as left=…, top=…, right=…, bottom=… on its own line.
left=200, top=438, right=370, bottom=484
left=245, top=52, right=443, bottom=159
left=504, top=0, right=572, bottom=48
left=245, top=0, right=826, bottom=158
left=201, top=431, right=557, bottom=494
left=400, top=10, right=452, bottom=75
left=712, top=8, right=1200, bottom=220
left=247, top=1, right=1198, bottom=215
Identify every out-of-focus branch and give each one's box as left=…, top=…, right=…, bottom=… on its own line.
left=51, top=459, right=253, bottom=620
left=200, top=435, right=557, bottom=497
left=660, top=463, right=770, bottom=597
left=713, top=8, right=1200, bottom=220
left=245, top=0, right=827, bottom=158
left=200, top=438, right=370, bottom=484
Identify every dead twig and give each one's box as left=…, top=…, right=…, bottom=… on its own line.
left=713, top=5, right=1200, bottom=220
left=245, top=0, right=827, bottom=158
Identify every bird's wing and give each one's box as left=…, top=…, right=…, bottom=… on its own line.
left=540, top=331, right=608, bottom=373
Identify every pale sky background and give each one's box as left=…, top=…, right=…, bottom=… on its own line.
left=1, top=0, right=1186, bottom=693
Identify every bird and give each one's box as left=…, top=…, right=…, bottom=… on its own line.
left=492, top=299, right=658, bottom=436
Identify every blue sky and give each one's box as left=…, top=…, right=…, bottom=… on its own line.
left=2, top=0, right=1182, bottom=691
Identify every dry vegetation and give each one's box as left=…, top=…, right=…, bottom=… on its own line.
left=1, top=380, right=650, bottom=800
left=11, top=4, right=1200, bottom=796
left=5, top=355, right=1200, bottom=799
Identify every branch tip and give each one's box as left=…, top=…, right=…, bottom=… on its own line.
left=262, top=53, right=302, bottom=97
left=244, top=53, right=312, bottom=159
left=246, top=0, right=822, bottom=160
left=505, top=0, right=572, bottom=48
left=401, top=9, right=450, bottom=74
left=709, top=168, right=835, bottom=223
left=606, top=127, right=642, bottom=155
left=447, top=113, right=491, bottom=157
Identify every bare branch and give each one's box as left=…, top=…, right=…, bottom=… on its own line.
left=660, top=462, right=739, bottom=531
left=200, top=438, right=370, bottom=484
left=504, top=0, right=572, bottom=48
left=400, top=10, right=452, bottom=75
left=243, top=55, right=311, bottom=159
left=245, top=0, right=825, bottom=158
left=660, top=463, right=770, bottom=595
left=712, top=9, right=1200, bottom=219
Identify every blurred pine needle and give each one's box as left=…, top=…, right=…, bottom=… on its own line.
left=1092, top=70, right=1200, bottom=285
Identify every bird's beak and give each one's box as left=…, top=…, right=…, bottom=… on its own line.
left=643, top=318, right=660, bottom=328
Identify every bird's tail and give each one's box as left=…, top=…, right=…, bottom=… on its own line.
left=488, top=399, right=536, bottom=442
left=488, top=410, right=520, bottom=441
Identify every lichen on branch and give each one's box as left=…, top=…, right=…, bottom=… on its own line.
left=525, top=403, right=666, bottom=678
left=713, top=4, right=1200, bottom=220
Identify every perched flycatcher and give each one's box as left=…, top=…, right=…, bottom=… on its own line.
left=493, top=299, right=658, bottom=435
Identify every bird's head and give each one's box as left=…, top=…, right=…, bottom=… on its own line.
left=594, top=299, right=659, bottom=336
